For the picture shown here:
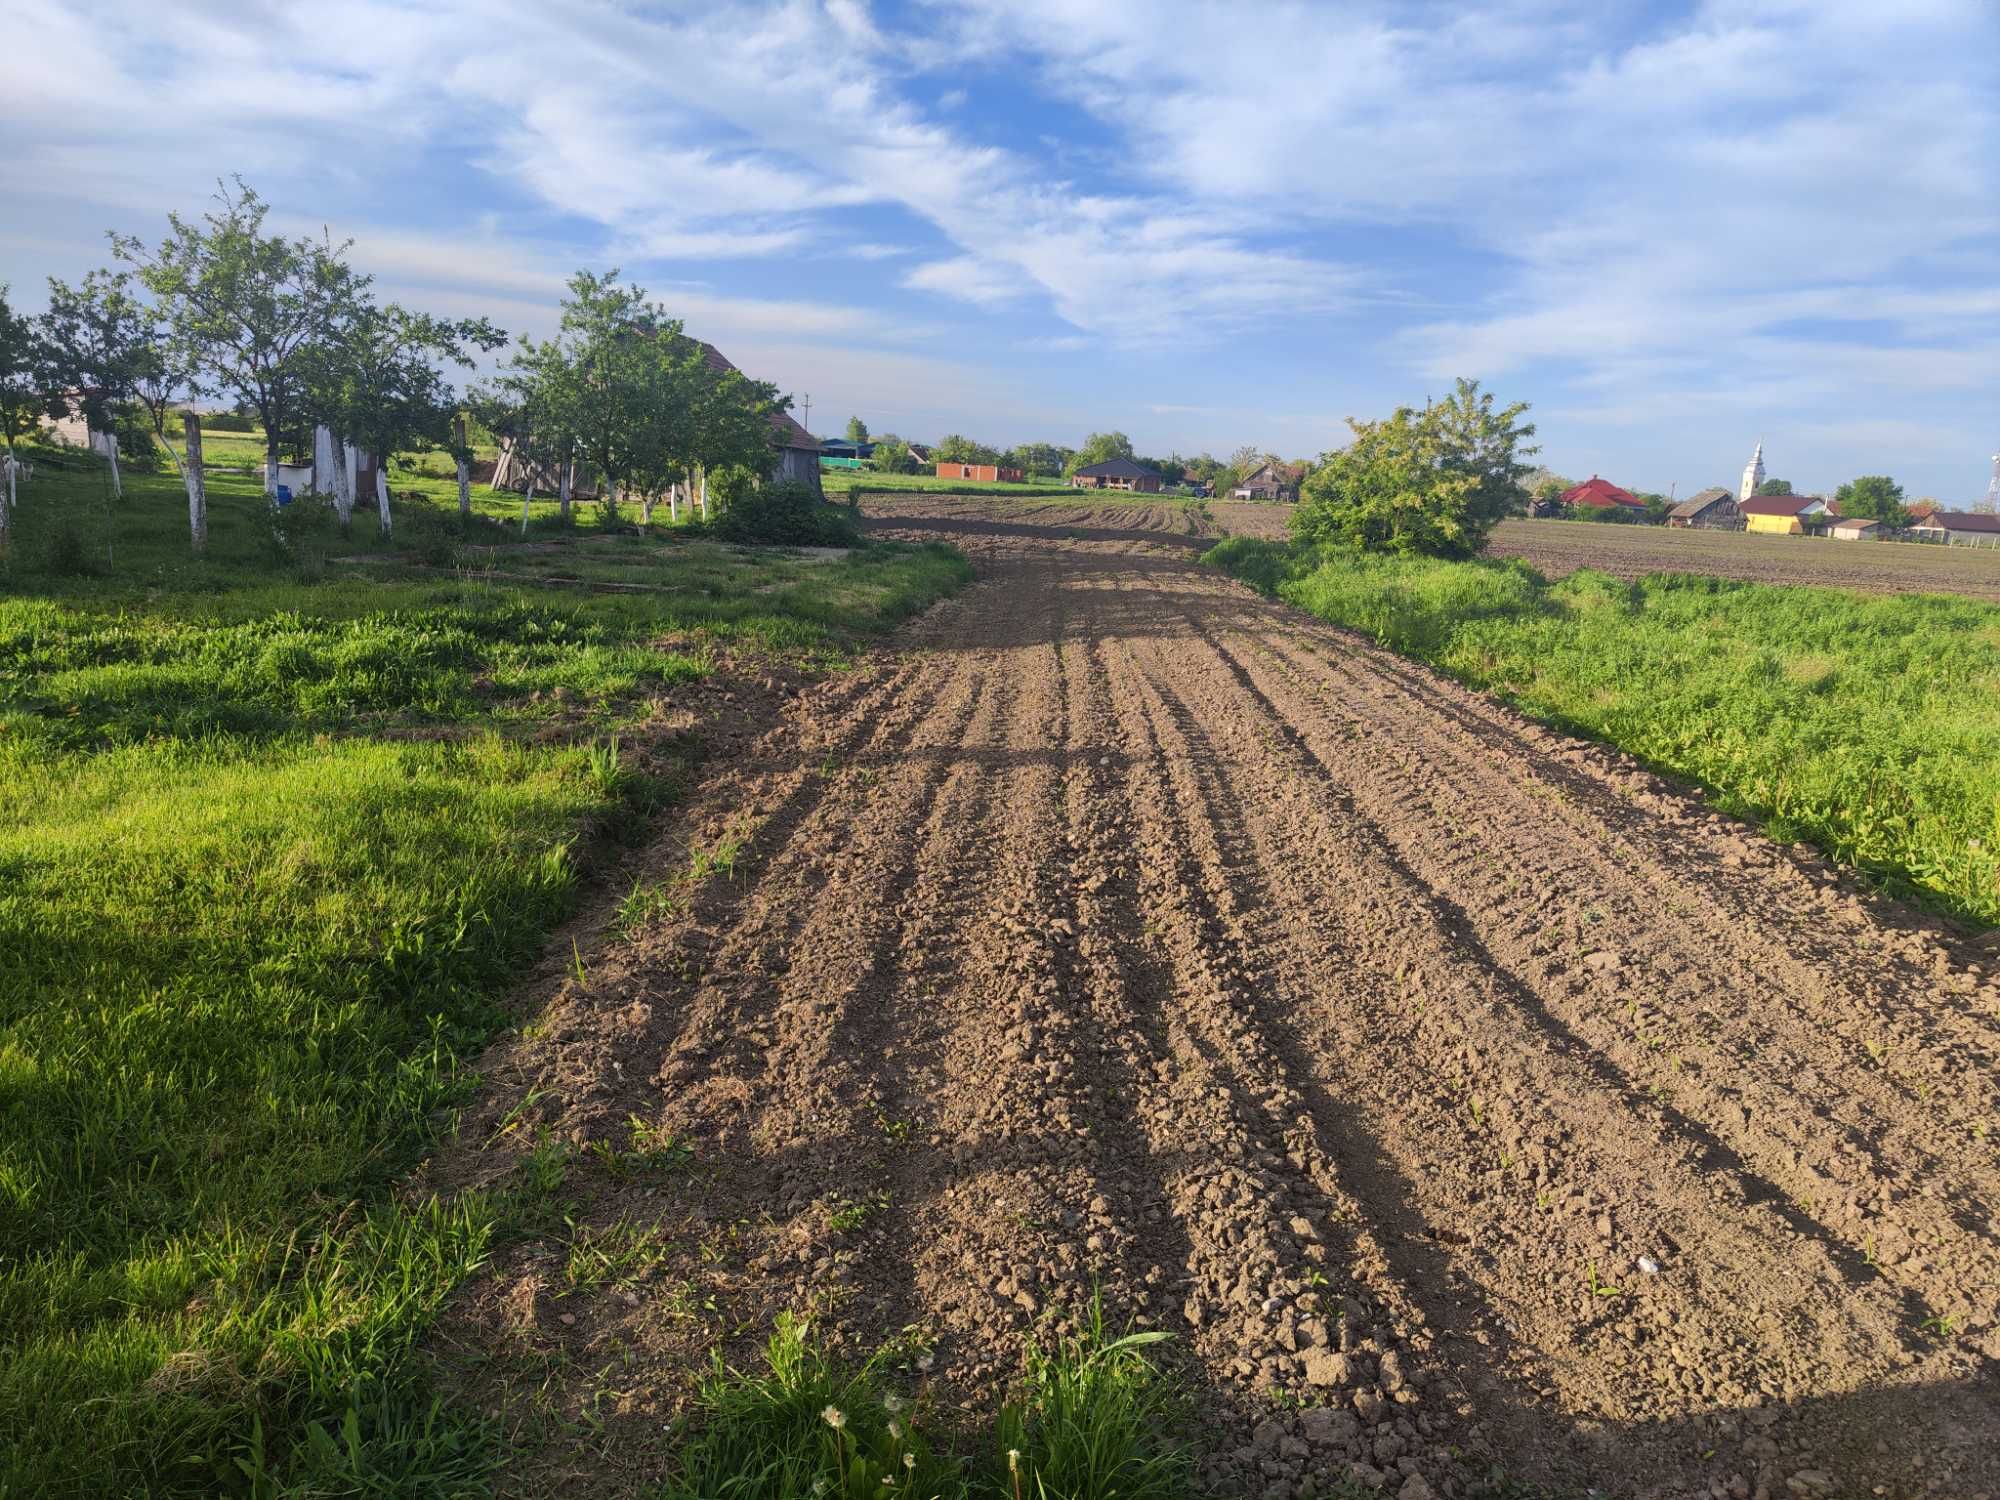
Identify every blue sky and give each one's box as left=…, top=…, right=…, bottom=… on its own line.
left=3, top=0, right=1996, bottom=499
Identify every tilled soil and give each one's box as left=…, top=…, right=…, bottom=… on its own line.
left=431, top=500, right=1999, bottom=1500
left=1485, top=520, right=2000, bottom=601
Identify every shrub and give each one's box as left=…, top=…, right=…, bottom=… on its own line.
left=713, top=480, right=862, bottom=547
left=1292, top=378, right=1536, bottom=559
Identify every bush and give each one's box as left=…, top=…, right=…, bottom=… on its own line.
left=713, top=480, right=862, bottom=547
left=1293, top=378, right=1535, bottom=559
left=204, top=408, right=258, bottom=433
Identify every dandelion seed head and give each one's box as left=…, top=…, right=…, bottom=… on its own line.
left=821, top=1405, right=846, bottom=1430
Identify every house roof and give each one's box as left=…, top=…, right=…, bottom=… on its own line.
left=695, top=340, right=819, bottom=451
left=1074, top=456, right=1162, bottom=480
left=1668, top=487, right=1733, bottom=519
left=1739, top=494, right=1826, bottom=517
left=1830, top=516, right=1881, bottom=530
left=1918, top=510, right=2000, bottom=533
left=1561, top=475, right=1645, bottom=509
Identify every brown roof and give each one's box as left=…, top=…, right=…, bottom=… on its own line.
left=1739, top=494, right=1826, bottom=517
left=1668, top=487, right=1733, bottom=519
left=1918, top=510, right=2000, bottom=533
left=695, top=340, right=819, bottom=451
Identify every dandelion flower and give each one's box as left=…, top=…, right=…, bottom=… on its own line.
left=882, top=1393, right=907, bottom=1415
left=904, top=1453, right=917, bottom=1471
left=822, top=1405, right=846, bottom=1430
left=888, top=1418, right=905, bottom=1442
left=1008, top=1448, right=1022, bottom=1472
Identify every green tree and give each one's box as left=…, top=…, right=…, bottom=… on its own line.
left=0, top=284, right=45, bottom=458
left=1291, top=378, right=1537, bottom=559
left=306, top=301, right=505, bottom=532
left=1064, top=430, right=1134, bottom=477
left=38, top=268, right=178, bottom=490
left=1833, top=474, right=1908, bottom=529
left=1756, top=477, right=1793, bottom=496
left=113, top=178, right=368, bottom=499
left=870, top=434, right=916, bottom=474
left=1010, top=441, right=1071, bottom=478
left=935, top=433, right=1000, bottom=465
left=845, top=415, right=868, bottom=444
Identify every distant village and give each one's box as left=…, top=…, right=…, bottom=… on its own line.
left=1524, top=443, right=2000, bottom=548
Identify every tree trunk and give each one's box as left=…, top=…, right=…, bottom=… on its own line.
left=559, top=460, right=572, bottom=520
left=341, top=443, right=358, bottom=527
left=1, top=456, right=13, bottom=554
left=183, top=414, right=208, bottom=554
left=641, top=490, right=655, bottom=524
left=105, top=435, right=123, bottom=499
left=454, top=416, right=471, bottom=520
left=521, top=473, right=535, bottom=534
left=668, top=481, right=679, bottom=523
left=265, top=436, right=279, bottom=500
left=698, top=465, right=709, bottom=522
left=375, top=466, right=392, bottom=536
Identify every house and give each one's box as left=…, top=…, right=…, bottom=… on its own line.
left=490, top=338, right=821, bottom=499
left=935, top=461, right=1025, bottom=483
left=1071, top=456, right=1164, bottom=493
left=1908, top=510, right=2000, bottom=547
left=1739, top=494, right=1831, bottom=535
left=1231, top=460, right=1303, bottom=502
left=1560, top=475, right=1648, bottom=516
left=1827, top=516, right=1882, bottom=541
left=1666, top=487, right=1740, bottom=529
left=904, top=442, right=933, bottom=465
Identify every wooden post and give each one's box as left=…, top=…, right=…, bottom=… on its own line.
left=454, top=415, right=471, bottom=519
left=183, top=413, right=208, bottom=554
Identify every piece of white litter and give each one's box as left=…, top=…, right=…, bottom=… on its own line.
left=1637, top=1255, right=1661, bottom=1275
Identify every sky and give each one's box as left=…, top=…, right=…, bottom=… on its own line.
left=3, top=0, right=1996, bottom=501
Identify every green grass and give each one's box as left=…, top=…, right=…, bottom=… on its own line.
left=0, top=449, right=971, bottom=1496
left=1208, top=536, right=2000, bottom=926
left=656, top=1303, right=1189, bottom=1500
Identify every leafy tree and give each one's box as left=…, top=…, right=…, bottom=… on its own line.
left=113, top=178, right=369, bottom=498
left=844, top=415, right=869, bottom=444
left=1637, top=492, right=1672, bottom=524
left=1530, top=477, right=1567, bottom=512
left=1833, top=474, right=1908, bottom=529
left=0, top=284, right=44, bottom=457
left=1065, top=431, right=1134, bottom=477
left=935, top=433, right=1000, bottom=465
left=1010, top=441, right=1071, bottom=478
left=870, top=434, right=917, bottom=474
left=306, top=301, right=505, bottom=532
left=1291, top=378, right=1537, bottom=558
left=1756, top=477, right=1793, bottom=496
left=38, top=268, right=178, bottom=490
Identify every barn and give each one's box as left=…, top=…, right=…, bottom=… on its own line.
left=1071, top=457, right=1163, bottom=493
left=1908, top=511, right=2000, bottom=547
left=1667, top=488, right=1740, bottom=529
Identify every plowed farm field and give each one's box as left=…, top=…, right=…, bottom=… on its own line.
left=436, top=497, right=2000, bottom=1499
left=1208, top=503, right=2000, bottom=601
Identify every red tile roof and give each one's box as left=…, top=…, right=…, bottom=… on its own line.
left=1560, top=476, right=1645, bottom=509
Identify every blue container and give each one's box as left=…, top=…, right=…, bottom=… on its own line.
left=275, top=483, right=293, bottom=506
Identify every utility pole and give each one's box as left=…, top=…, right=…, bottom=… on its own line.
left=800, top=393, right=812, bottom=438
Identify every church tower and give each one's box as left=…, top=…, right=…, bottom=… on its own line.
left=1739, top=441, right=1766, bottom=502
left=1982, top=452, right=1999, bottom=513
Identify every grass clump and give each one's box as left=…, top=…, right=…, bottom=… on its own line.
left=0, top=457, right=973, bottom=1494
left=1207, top=536, right=2000, bottom=925
left=659, top=1304, right=1188, bottom=1500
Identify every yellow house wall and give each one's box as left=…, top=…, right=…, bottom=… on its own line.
left=1744, top=513, right=1801, bottom=535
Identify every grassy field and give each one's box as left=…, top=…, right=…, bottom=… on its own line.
left=0, top=446, right=971, bottom=1496
left=1208, top=536, right=2000, bottom=928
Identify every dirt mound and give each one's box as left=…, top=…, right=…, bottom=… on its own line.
left=430, top=498, right=1999, bottom=1498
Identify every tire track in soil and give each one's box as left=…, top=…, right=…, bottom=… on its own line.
left=434, top=503, right=2000, bottom=1500
left=1113, top=573, right=1944, bottom=1485
left=1210, top=608, right=1999, bottom=1340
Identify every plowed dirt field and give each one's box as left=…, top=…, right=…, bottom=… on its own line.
left=436, top=498, right=1999, bottom=1500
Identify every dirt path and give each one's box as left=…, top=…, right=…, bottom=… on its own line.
left=434, top=501, right=1998, bottom=1500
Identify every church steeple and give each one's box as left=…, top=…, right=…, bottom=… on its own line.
left=1740, top=440, right=1766, bottom=502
